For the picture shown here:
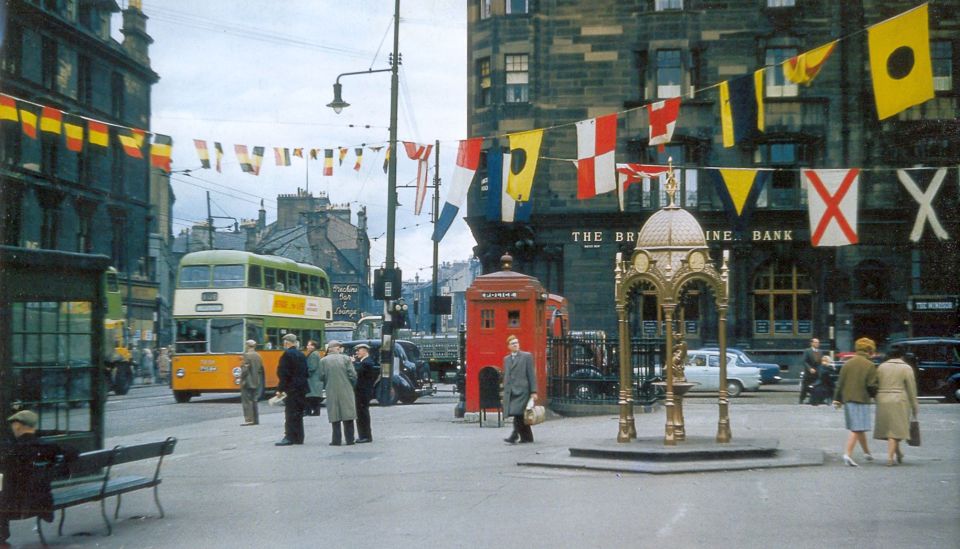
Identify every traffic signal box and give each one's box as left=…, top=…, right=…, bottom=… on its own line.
left=465, top=257, right=549, bottom=413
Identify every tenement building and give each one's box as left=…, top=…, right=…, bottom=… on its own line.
left=1, top=0, right=163, bottom=347
left=465, top=0, right=959, bottom=362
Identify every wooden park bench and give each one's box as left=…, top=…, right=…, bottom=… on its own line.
left=36, top=437, right=177, bottom=545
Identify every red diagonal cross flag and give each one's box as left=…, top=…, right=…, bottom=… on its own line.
left=615, top=163, right=669, bottom=211
left=647, top=97, right=680, bottom=152
left=403, top=141, right=433, bottom=215
left=804, top=169, right=860, bottom=247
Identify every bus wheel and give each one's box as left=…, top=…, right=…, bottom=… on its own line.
left=113, top=363, right=133, bottom=395
left=173, top=391, right=193, bottom=403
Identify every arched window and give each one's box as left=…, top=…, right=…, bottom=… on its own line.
left=752, top=260, right=813, bottom=337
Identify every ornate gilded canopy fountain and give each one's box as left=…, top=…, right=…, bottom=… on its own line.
left=613, top=161, right=732, bottom=445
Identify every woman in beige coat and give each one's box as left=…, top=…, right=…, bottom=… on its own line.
left=873, top=348, right=919, bottom=466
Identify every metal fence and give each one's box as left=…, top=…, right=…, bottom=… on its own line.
left=547, top=335, right=666, bottom=407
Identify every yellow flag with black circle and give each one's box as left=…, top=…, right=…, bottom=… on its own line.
left=506, top=129, right=543, bottom=202
left=868, top=4, right=934, bottom=120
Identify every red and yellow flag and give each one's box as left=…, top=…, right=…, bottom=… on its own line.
left=353, top=147, right=363, bottom=171
left=194, top=139, right=210, bottom=169
left=324, top=149, right=334, bottom=176
left=40, top=107, right=63, bottom=134
left=338, top=147, right=348, bottom=165
left=64, top=121, right=84, bottom=152
left=783, top=41, right=837, bottom=86
left=150, top=134, right=173, bottom=173
left=20, top=108, right=38, bottom=139
left=88, top=120, right=109, bottom=147
left=0, top=95, right=18, bottom=122
left=118, top=128, right=145, bottom=158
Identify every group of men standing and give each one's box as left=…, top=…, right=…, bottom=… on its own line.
left=238, top=334, right=378, bottom=447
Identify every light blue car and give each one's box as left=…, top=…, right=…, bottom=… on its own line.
left=683, top=350, right=763, bottom=397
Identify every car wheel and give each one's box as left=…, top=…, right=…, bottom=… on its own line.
left=112, top=362, right=133, bottom=395
left=948, top=383, right=960, bottom=403
left=375, top=379, right=398, bottom=406
left=726, top=380, right=743, bottom=398
left=173, top=390, right=193, bottom=403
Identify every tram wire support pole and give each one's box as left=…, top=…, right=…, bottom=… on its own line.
left=431, top=139, right=440, bottom=335
left=327, top=0, right=401, bottom=404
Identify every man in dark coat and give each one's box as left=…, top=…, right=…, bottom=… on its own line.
left=275, top=333, right=309, bottom=446
left=353, top=343, right=378, bottom=443
left=800, top=338, right=821, bottom=404
left=1, top=411, right=78, bottom=545
left=502, top=335, right=538, bottom=444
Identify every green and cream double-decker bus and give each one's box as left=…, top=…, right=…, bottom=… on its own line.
left=171, top=250, right=332, bottom=403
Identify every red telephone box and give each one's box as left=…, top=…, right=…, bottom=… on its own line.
left=465, top=255, right=549, bottom=413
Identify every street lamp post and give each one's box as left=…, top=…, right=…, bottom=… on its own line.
left=328, top=0, right=401, bottom=404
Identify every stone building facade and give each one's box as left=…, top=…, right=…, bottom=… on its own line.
left=465, top=0, right=959, bottom=365
left=1, top=0, right=165, bottom=348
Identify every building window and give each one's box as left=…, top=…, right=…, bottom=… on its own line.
left=655, top=0, right=683, bottom=11
left=754, top=142, right=807, bottom=209
left=505, top=0, right=528, bottom=14
left=1, top=24, right=22, bottom=76
left=855, top=261, right=889, bottom=301
left=40, top=202, right=61, bottom=250
left=111, top=72, right=124, bottom=119
left=765, top=47, right=798, bottom=97
left=767, top=0, right=795, bottom=7
left=111, top=132, right=124, bottom=194
left=752, top=260, right=813, bottom=337
left=78, top=55, right=92, bottom=105
left=652, top=144, right=697, bottom=208
left=656, top=49, right=682, bottom=98
left=477, top=57, right=492, bottom=107
left=77, top=209, right=93, bottom=253
left=41, top=133, right=59, bottom=177
left=635, top=50, right=648, bottom=100
left=42, top=36, right=58, bottom=91
left=0, top=183, right=24, bottom=246
left=932, top=40, right=954, bottom=92
left=505, top=54, right=529, bottom=103
left=111, top=217, right=126, bottom=269
left=479, top=0, right=491, bottom=19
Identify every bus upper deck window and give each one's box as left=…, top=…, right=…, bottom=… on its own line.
left=213, top=265, right=244, bottom=287
left=320, top=278, right=329, bottom=296
left=179, top=266, right=211, bottom=288
left=287, top=271, right=300, bottom=293
left=309, top=276, right=319, bottom=296
left=264, top=268, right=276, bottom=290
left=248, top=265, right=262, bottom=288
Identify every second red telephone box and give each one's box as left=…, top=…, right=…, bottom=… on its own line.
left=465, top=255, right=549, bottom=413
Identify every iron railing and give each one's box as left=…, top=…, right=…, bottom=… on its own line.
left=547, top=335, right=666, bottom=406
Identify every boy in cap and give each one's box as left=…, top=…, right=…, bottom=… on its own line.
left=1, top=411, right=78, bottom=545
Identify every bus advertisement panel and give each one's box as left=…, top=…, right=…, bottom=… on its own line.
left=171, top=250, right=332, bottom=403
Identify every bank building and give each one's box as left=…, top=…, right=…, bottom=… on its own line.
left=464, top=0, right=959, bottom=367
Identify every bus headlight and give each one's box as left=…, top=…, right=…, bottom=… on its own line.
left=176, top=368, right=185, bottom=378
left=232, top=367, right=242, bottom=384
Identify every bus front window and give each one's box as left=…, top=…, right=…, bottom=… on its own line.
left=179, top=266, right=211, bottom=288
left=176, top=319, right=208, bottom=353
left=210, top=318, right=245, bottom=353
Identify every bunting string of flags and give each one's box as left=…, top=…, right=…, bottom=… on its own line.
left=0, top=4, right=949, bottom=242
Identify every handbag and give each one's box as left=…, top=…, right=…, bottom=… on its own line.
left=268, top=392, right=286, bottom=407
left=523, top=396, right=545, bottom=426
left=907, top=418, right=921, bottom=447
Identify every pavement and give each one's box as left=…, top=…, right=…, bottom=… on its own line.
left=5, top=390, right=959, bottom=549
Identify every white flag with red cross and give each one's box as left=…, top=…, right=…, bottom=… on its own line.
left=647, top=97, right=681, bottom=152
left=575, top=113, right=617, bottom=200
left=804, top=168, right=860, bottom=247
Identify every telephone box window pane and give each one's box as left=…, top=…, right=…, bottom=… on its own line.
left=481, top=309, right=494, bottom=329
left=508, top=310, right=521, bottom=327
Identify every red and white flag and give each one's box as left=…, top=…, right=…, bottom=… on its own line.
left=404, top=141, right=433, bottom=215
left=804, top=168, right=860, bottom=247
left=575, top=113, right=617, bottom=200
left=615, top=163, right=669, bottom=211
left=647, top=97, right=680, bottom=152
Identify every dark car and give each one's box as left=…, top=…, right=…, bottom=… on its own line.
left=341, top=339, right=435, bottom=405
left=698, top=347, right=782, bottom=384
left=888, top=337, right=960, bottom=402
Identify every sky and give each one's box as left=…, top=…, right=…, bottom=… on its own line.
left=131, top=0, right=470, bottom=278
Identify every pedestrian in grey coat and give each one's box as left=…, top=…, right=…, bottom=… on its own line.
left=319, top=341, right=357, bottom=446
left=305, top=340, right=324, bottom=416
left=502, top=335, right=538, bottom=444
left=239, top=339, right=264, bottom=426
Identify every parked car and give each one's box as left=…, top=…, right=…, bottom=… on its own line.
left=683, top=350, right=762, bottom=397
left=888, top=337, right=960, bottom=402
left=341, top=339, right=435, bottom=405
left=696, top=347, right=782, bottom=384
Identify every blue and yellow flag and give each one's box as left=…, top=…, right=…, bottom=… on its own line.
left=506, top=129, right=543, bottom=201
left=720, top=70, right=764, bottom=148
left=710, top=168, right=771, bottom=236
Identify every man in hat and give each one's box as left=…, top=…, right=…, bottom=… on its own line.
left=275, top=333, right=309, bottom=446
left=353, top=343, right=378, bottom=443
left=1, top=411, right=78, bottom=545
left=319, top=341, right=357, bottom=446
left=240, top=339, right=264, bottom=426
